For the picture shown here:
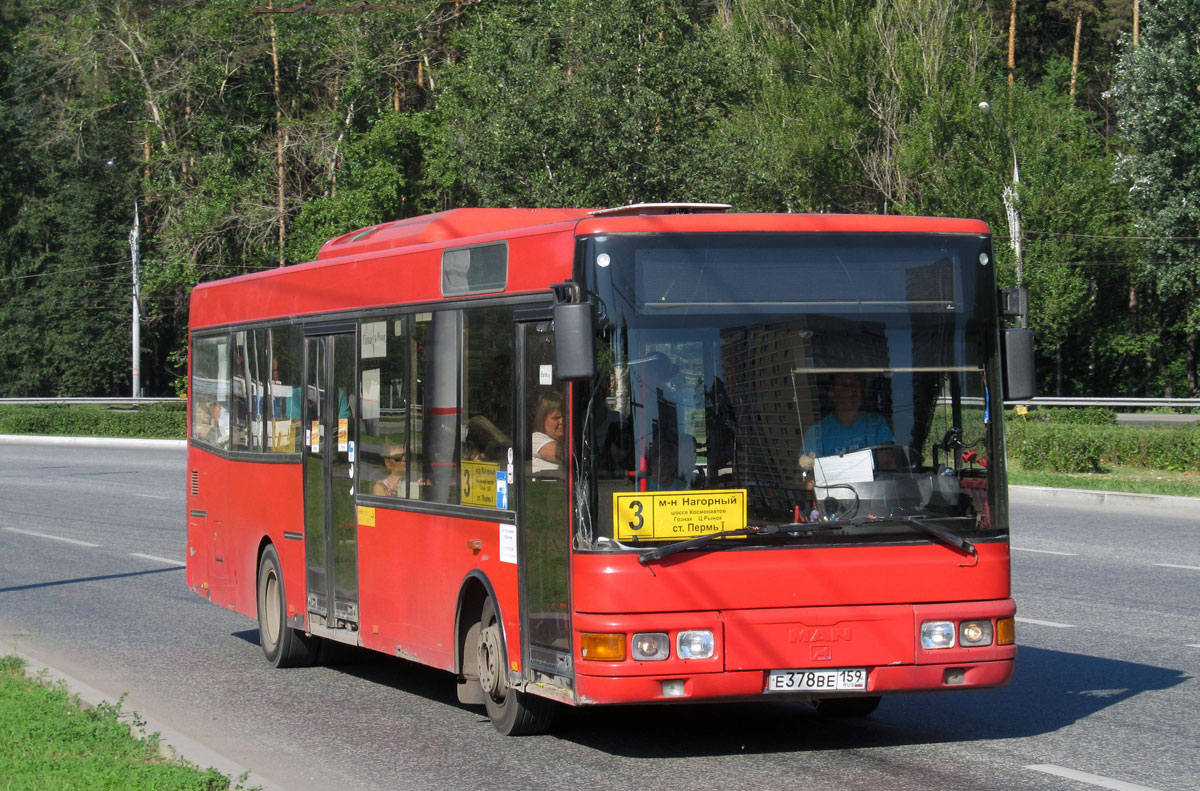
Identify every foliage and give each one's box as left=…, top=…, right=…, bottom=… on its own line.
left=1110, top=0, right=1200, bottom=396
left=1006, top=420, right=1200, bottom=474
left=0, top=0, right=1196, bottom=400
left=0, top=402, right=186, bottom=438
left=0, top=655, right=229, bottom=790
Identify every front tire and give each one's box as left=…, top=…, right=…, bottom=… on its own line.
left=257, top=544, right=316, bottom=668
left=476, top=597, right=554, bottom=735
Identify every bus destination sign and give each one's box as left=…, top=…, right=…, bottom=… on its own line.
left=613, top=490, right=747, bottom=542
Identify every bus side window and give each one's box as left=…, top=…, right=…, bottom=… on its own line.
left=191, top=334, right=230, bottom=450
left=360, top=315, right=412, bottom=498
left=267, top=325, right=302, bottom=453
left=461, top=306, right=515, bottom=508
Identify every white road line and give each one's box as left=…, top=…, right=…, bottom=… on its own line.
left=3, top=527, right=100, bottom=548
left=1186, top=644, right=1200, bottom=649
left=1154, top=563, right=1200, bottom=571
left=132, top=493, right=169, bottom=500
left=129, top=553, right=186, bottom=567
left=1026, top=764, right=1161, bottom=791
left=1015, top=616, right=1077, bottom=628
left=1013, top=547, right=1077, bottom=555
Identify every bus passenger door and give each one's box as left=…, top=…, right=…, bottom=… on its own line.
left=303, top=329, right=359, bottom=630
left=519, top=319, right=573, bottom=692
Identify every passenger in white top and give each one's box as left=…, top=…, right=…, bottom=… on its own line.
left=531, top=392, right=564, bottom=473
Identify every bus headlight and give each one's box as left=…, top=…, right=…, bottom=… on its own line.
left=631, top=632, right=670, bottom=661
left=920, top=620, right=956, bottom=649
left=959, top=620, right=994, bottom=647
left=677, top=630, right=715, bottom=659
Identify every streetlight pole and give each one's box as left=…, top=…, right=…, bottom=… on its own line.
left=978, top=101, right=1026, bottom=327
left=130, top=199, right=142, bottom=399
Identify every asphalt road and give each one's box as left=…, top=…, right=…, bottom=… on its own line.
left=1, top=442, right=1197, bottom=791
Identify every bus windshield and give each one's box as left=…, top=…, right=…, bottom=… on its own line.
left=579, top=232, right=1004, bottom=552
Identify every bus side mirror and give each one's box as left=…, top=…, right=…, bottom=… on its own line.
left=1001, top=328, right=1036, bottom=401
left=553, top=301, right=596, bottom=380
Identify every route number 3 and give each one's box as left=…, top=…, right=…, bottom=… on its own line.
left=627, top=499, right=644, bottom=532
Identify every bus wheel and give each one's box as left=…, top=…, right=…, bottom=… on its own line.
left=811, top=696, right=882, bottom=718
left=476, top=597, right=554, bottom=735
left=257, top=545, right=316, bottom=669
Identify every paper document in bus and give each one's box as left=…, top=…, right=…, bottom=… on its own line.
left=614, top=490, right=747, bottom=541
left=813, top=448, right=875, bottom=486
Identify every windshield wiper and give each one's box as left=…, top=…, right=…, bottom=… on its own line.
left=636, top=515, right=975, bottom=566
left=638, top=523, right=844, bottom=566
left=874, top=515, right=977, bottom=557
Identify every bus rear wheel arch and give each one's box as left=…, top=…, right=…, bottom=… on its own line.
left=256, top=543, right=317, bottom=668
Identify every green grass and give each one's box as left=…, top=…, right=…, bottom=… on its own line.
left=0, top=656, right=232, bottom=791
left=1008, top=463, right=1200, bottom=498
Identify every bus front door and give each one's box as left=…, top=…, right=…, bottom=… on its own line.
left=519, top=320, right=573, bottom=692
left=303, top=330, right=359, bottom=630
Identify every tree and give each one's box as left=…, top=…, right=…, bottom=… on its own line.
left=1110, top=0, right=1200, bottom=395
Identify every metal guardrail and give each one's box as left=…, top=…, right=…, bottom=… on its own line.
left=1006, top=397, right=1200, bottom=408
left=0, top=397, right=185, bottom=406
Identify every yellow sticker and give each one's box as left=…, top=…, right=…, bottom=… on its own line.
left=337, top=418, right=349, bottom=452
left=613, top=490, right=747, bottom=542
left=461, top=460, right=500, bottom=507
left=357, top=505, right=376, bottom=527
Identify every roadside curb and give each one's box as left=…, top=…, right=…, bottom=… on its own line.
left=1, top=642, right=284, bottom=791
left=1009, top=484, right=1200, bottom=514
left=0, top=434, right=185, bottom=450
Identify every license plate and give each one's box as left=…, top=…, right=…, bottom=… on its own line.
left=765, top=667, right=868, bottom=693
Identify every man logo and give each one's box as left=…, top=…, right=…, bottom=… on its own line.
left=811, top=645, right=833, bottom=661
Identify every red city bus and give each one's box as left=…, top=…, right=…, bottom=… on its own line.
left=186, top=204, right=1033, bottom=734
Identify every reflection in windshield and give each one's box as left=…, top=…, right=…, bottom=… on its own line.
left=580, top=233, right=1003, bottom=552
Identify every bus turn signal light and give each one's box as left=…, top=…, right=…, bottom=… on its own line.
left=996, top=617, right=1016, bottom=646
left=581, top=633, right=626, bottom=661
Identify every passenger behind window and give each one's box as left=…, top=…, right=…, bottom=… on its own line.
left=532, top=392, right=564, bottom=473
left=465, top=415, right=509, bottom=462
left=372, top=445, right=411, bottom=497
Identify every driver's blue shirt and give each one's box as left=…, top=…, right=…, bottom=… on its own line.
left=802, top=412, right=894, bottom=457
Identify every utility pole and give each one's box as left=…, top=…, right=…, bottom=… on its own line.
left=130, top=200, right=142, bottom=398
left=978, top=101, right=1026, bottom=327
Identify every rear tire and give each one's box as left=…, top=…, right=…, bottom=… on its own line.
left=811, top=695, right=882, bottom=718
left=476, top=597, right=554, bottom=735
left=257, top=544, right=316, bottom=668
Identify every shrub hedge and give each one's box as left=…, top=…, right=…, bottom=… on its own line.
left=1006, top=413, right=1200, bottom=473
left=0, top=403, right=186, bottom=439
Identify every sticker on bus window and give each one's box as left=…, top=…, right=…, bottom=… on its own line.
left=361, top=321, right=387, bottom=358
left=496, top=473, right=508, bottom=509
left=499, top=524, right=517, bottom=564
left=613, top=490, right=747, bottom=542
left=338, top=418, right=348, bottom=452
left=310, top=421, right=320, bottom=453
left=461, top=460, right=500, bottom=507
left=539, top=365, right=553, bottom=385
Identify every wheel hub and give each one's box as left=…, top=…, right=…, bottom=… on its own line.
left=477, top=622, right=503, bottom=698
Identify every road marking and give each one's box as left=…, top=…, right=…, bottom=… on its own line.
left=129, top=553, right=186, bottom=567
left=1025, top=764, right=1161, bottom=791
left=132, top=493, right=169, bottom=501
left=3, top=527, right=100, bottom=548
left=1015, top=617, right=1077, bottom=628
left=1154, top=563, right=1200, bottom=571
left=1013, top=547, right=1077, bottom=556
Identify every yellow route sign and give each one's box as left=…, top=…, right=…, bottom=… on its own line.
left=613, top=490, right=747, bottom=542
left=461, top=460, right=502, bottom=508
